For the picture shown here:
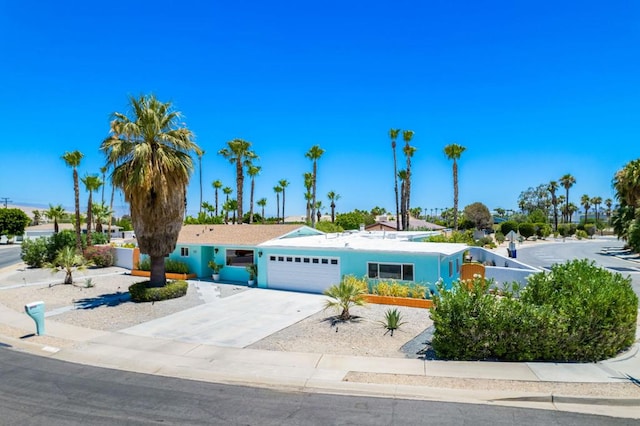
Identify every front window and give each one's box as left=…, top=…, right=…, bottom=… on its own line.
left=367, top=263, right=414, bottom=281
left=226, top=249, right=254, bottom=266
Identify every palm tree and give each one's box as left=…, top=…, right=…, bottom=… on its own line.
left=567, top=202, right=578, bottom=223
left=212, top=180, right=223, bottom=216
left=100, top=94, right=201, bottom=287
left=197, top=150, right=205, bottom=215
left=613, top=159, right=640, bottom=209
left=591, top=196, right=602, bottom=223
left=257, top=197, right=267, bottom=224
left=223, top=186, right=233, bottom=223
left=273, top=185, right=283, bottom=224
left=315, top=201, right=324, bottom=224
left=548, top=181, right=559, bottom=231
left=247, top=165, right=261, bottom=224
left=47, top=246, right=90, bottom=285
left=218, top=139, right=258, bottom=224
left=303, top=172, right=313, bottom=224
left=81, top=174, right=102, bottom=246
left=92, top=202, right=113, bottom=234
left=44, top=204, right=65, bottom=234
left=580, top=194, right=591, bottom=224
left=402, top=130, right=416, bottom=231
left=279, top=179, right=289, bottom=223
left=62, top=150, right=84, bottom=252
left=100, top=166, right=108, bottom=204
left=560, top=173, right=576, bottom=223
left=327, top=190, right=341, bottom=223
left=443, top=143, right=466, bottom=230
left=305, top=145, right=325, bottom=228
left=225, top=199, right=238, bottom=224
left=323, top=276, right=367, bottom=321
left=605, top=198, right=613, bottom=224
left=389, top=129, right=401, bottom=231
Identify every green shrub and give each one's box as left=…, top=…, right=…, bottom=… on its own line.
left=430, top=260, right=638, bottom=362
left=84, top=246, right=114, bottom=267
left=426, top=230, right=473, bottom=244
left=500, top=221, right=518, bottom=235
left=518, top=223, right=535, bottom=240
left=46, top=230, right=79, bottom=261
left=90, top=232, right=109, bottom=245
left=535, top=223, right=552, bottom=239
left=128, top=280, right=189, bottom=302
left=575, top=229, right=588, bottom=240
left=137, top=257, right=189, bottom=274
left=21, top=237, right=49, bottom=267
left=495, top=231, right=505, bottom=244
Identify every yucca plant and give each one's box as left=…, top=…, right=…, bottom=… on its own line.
left=323, top=275, right=368, bottom=321
left=380, top=308, right=407, bottom=336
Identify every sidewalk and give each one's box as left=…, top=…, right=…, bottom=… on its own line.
left=1, top=264, right=639, bottom=419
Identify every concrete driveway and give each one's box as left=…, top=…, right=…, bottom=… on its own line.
left=121, top=288, right=327, bottom=348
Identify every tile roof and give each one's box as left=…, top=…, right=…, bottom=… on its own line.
left=177, top=224, right=307, bottom=246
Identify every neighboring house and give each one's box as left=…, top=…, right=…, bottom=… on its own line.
left=169, top=224, right=467, bottom=294
left=366, top=215, right=446, bottom=232
left=24, top=223, right=125, bottom=240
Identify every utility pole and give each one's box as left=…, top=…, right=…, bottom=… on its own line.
left=0, top=197, right=11, bottom=208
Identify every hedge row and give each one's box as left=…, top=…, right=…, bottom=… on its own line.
left=128, top=280, right=189, bottom=303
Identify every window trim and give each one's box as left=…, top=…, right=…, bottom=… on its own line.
left=367, top=262, right=414, bottom=281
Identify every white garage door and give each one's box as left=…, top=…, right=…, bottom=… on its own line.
left=266, top=254, right=341, bottom=293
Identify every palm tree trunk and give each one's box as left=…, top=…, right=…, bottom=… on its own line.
left=73, top=169, right=82, bottom=253
left=282, top=187, right=286, bottom=224
left=331, top=202, right=336, bottom=223
left=86, top=193, right=93, bottom=246
left=311, top=162, right=317, bottom=227
left=236, top=160, right=244, bottom=224
left=453, top=160, right=459, bottom=230
left=249, top=179, right=255, bottom=224
left=107, top=185, right=115, bottom=242
left=149, top=255, right=167, bottom=287
left=65, top=270, right=73, bottom=285
left=392, top=144, right=400, bottom=231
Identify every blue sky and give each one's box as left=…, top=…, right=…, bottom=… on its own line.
left=1, top=1, right=638, bottom=219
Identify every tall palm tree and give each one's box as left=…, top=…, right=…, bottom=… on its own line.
left=100, top=166, right=108, bottom=204
left=443, top=143, right=466, bottom=230
left=223, top=186, right=233, bottom=223
left=591, top=196, right=602, bottom=223
left=605, top=198, right=613, bottom=224
left=303, top=172, right=313, bottom=224
left=100, top=94, right=201, bottom=287
left=81, top=174, right=102, bottom=246
left=548, top=181, right=559, bottom=232
left=560, top=173, right=576, bottom=223
left=580, top=194, right=591, bottom=224
left=62, top=150, right=84, bottom=253
left=44, top=204, right=65, bottom=234
left=327, top=190, right=341, bottom=223
left=315, top=201, right=323, bottom=224
left=279, top=179, right=289, bottom=223
left=305, top=145, right=325, bottom=228
left=402, top=130, right=416, bottom=231
left=567, top=202, right=578, bottom=223
left=613, top=159, right=640, bottom=209
left=218, top=139, right=258, bottom=224
left=212, top=180, right=223, bottom=216
left=257, top=197, right=267, bottom=224
left=273, top=185, right=283, bottom=223
left=197, top=150, right=205, bottom=215
left=247, top=165, right=261, bottom=224
left=389, top=129, right=401, bottom=231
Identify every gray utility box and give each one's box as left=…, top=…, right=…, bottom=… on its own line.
left=25, top=301, right=45, bottom=335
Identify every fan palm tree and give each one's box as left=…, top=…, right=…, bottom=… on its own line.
left=402, top=130, right=416, bottom=231
left=61, top=150, right=84, bottom=252
left=223, top=186, right=233, bottom=223
left=580, top=194, right=591, bottom=224
left=315, top=201, right=324, bottom=224
left=218, top=139, right=258, bottom=224
left=323, top=276, right=367, bottom=321
left=279, top=179, right=289, bottom=223
left=92, top=202, right=113, bottom=234
left=443, top=143, right=466, bottom=230
left=100, top=94, right=201, bottom=287
left=389, top=129, right=401, bottom=231
left=567, top=202, right=578, bottom=223
left=397, top=169, right=407, bottom=229
left=591, top=196, right=602, bottom=223
left=273, top=185, right=283, bottom=224
left=613, top=159, right=640, bottom=209
left=303, top=172, right=313, bottom=224
left=197, top=150, right=205, bottom=215
left=305, top=145, right=325, bottom=228
left=44, top=204, right=66, bottom=234
left=212, top=180, right=223, bottom=216
left=100, top=166, right=108, bottom=204
left=548, top=181, right=559, bottom=232
left=81, top=174, right=102, bottom=246
left=47, top=246, right=90, bottom=285
left=327, top=190, right=341, bottom=223
left=257, top=197, right=267, bottom=224
left=605, top=198, right=613, bottom=224
left=247, top=165, right=261, bottom=223
left=560, top=173, right=576, bottom=223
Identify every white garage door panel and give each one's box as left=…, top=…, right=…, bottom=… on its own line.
left=267, top=255, right=340, bottom=293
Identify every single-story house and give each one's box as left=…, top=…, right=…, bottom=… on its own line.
left=165, top=224, right=467, bottom=294
left=366, top=215, right=446, bottom=232
left=23, top=223, right=126, bottom=240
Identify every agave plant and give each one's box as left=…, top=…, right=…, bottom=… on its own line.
left=380, top=308, right=407, bottom=336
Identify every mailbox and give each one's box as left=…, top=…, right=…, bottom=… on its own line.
left=25, top=301, right=45, bottom=336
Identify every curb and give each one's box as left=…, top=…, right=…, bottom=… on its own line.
left=495, top=394, right=640, bottom=407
